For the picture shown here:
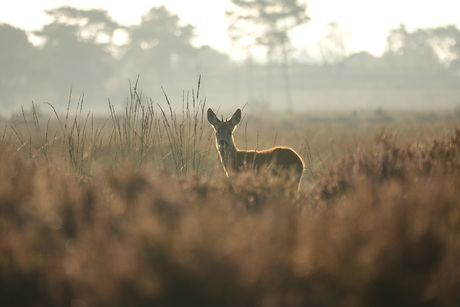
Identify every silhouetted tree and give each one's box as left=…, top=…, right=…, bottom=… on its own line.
left=0, top=24, right=37, bottom=111
left=430, top=24, right=460, bottom=72
left=124, top=6, right=197, bottom=83
left=34, top=6, right=120, bottom=106
left=196, top=45, right=230, bottom=72
left=318, top=22, right=351, bottom=66
left=226, top=9, right=250, bottom=105
left=227, top=0, right=309, bottom=110
left=383, top=24, right=441, bottom=71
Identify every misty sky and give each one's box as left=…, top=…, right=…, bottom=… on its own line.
left=1, top=0, right=459, bottom=57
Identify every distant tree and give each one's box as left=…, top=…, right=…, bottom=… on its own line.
left=342, top=51, right=380, bottom=70
left=318, top=22, right=351, bottom=66
left=429, top=24, right=460, bottom=72
left=196, top=45, right=230, bottom=71
left=0, top=24, right=37, bottom=111
left=226, top=8, right=250, bottom=105
left=124, top=6, right=197, bottom=82
left=227, top=0, right=309, bottom=110
left=383, top=24, right=441, bottom=71
left=39, top=6, right=121, bottom=52
left=34, top=7, right=120, bottom=105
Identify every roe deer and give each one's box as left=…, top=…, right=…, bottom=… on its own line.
left=207, top=108, right=304, bottom=190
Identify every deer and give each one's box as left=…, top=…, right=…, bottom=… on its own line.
left=207, top=108, right=305, bottom=192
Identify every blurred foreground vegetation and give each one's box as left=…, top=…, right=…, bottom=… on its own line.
left=1, top=85, right=460, bottom=306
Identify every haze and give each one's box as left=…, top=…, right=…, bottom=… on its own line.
left=0, top=0, right=459, bottom=114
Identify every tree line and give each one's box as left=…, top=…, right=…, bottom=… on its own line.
left=1, top=5, right=229, bottom=113
left=1, top=3, right=460, bottom=113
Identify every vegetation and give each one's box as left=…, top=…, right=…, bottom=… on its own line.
left=226, top=0, right=310, bottom=108
left=1, top=81, right=460, bottom=306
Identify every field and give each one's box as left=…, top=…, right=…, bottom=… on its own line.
left=1, top=84, right=460, bottom=306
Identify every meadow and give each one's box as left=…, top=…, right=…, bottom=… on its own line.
left=1, top=82, right=460, bottom=306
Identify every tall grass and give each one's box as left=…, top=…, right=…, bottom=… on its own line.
left=9, top=92, right=106, bottom=174
left=50, top=92, right=105, bottom=174
left=7, top=77, right=213, bottom=176
left=108, top=79, right=159, bottom=169
left=157, top=79, right=213, bottom=176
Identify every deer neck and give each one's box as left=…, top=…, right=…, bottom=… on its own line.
left=219, top=142, right=238, bottom=173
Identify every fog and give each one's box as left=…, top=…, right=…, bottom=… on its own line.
left=1, top=4, right=460, bottom=116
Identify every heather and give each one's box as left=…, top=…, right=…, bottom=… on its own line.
left=1, top=94, right=460, bottom=306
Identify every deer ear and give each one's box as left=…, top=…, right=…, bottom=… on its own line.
left=207, top=108, right=219, bottom=126
left=229, top=109, right=241, bottom=126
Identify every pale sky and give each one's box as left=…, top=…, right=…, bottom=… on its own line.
left=1, top=0, right=459, bottom=59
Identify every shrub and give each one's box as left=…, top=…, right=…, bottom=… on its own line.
left=0, top=126, right=460, bottom=306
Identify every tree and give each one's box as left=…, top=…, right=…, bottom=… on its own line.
left=227, top=0, right=309, bottom=110
left=383, top=24, right=441, bottom=71
left=125, top=6, right=197, bottom=82
left=318, top=22, right=351, bottom=66
left=51, top=7, right=118, bottom=40
left=0, top=24, right=37, bottom=111
left=429, top=24, right=460, bottom=72
left=34, top=6, right=121, bottom=106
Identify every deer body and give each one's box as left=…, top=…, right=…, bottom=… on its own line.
left=207, top=108, right=304, bottom=189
